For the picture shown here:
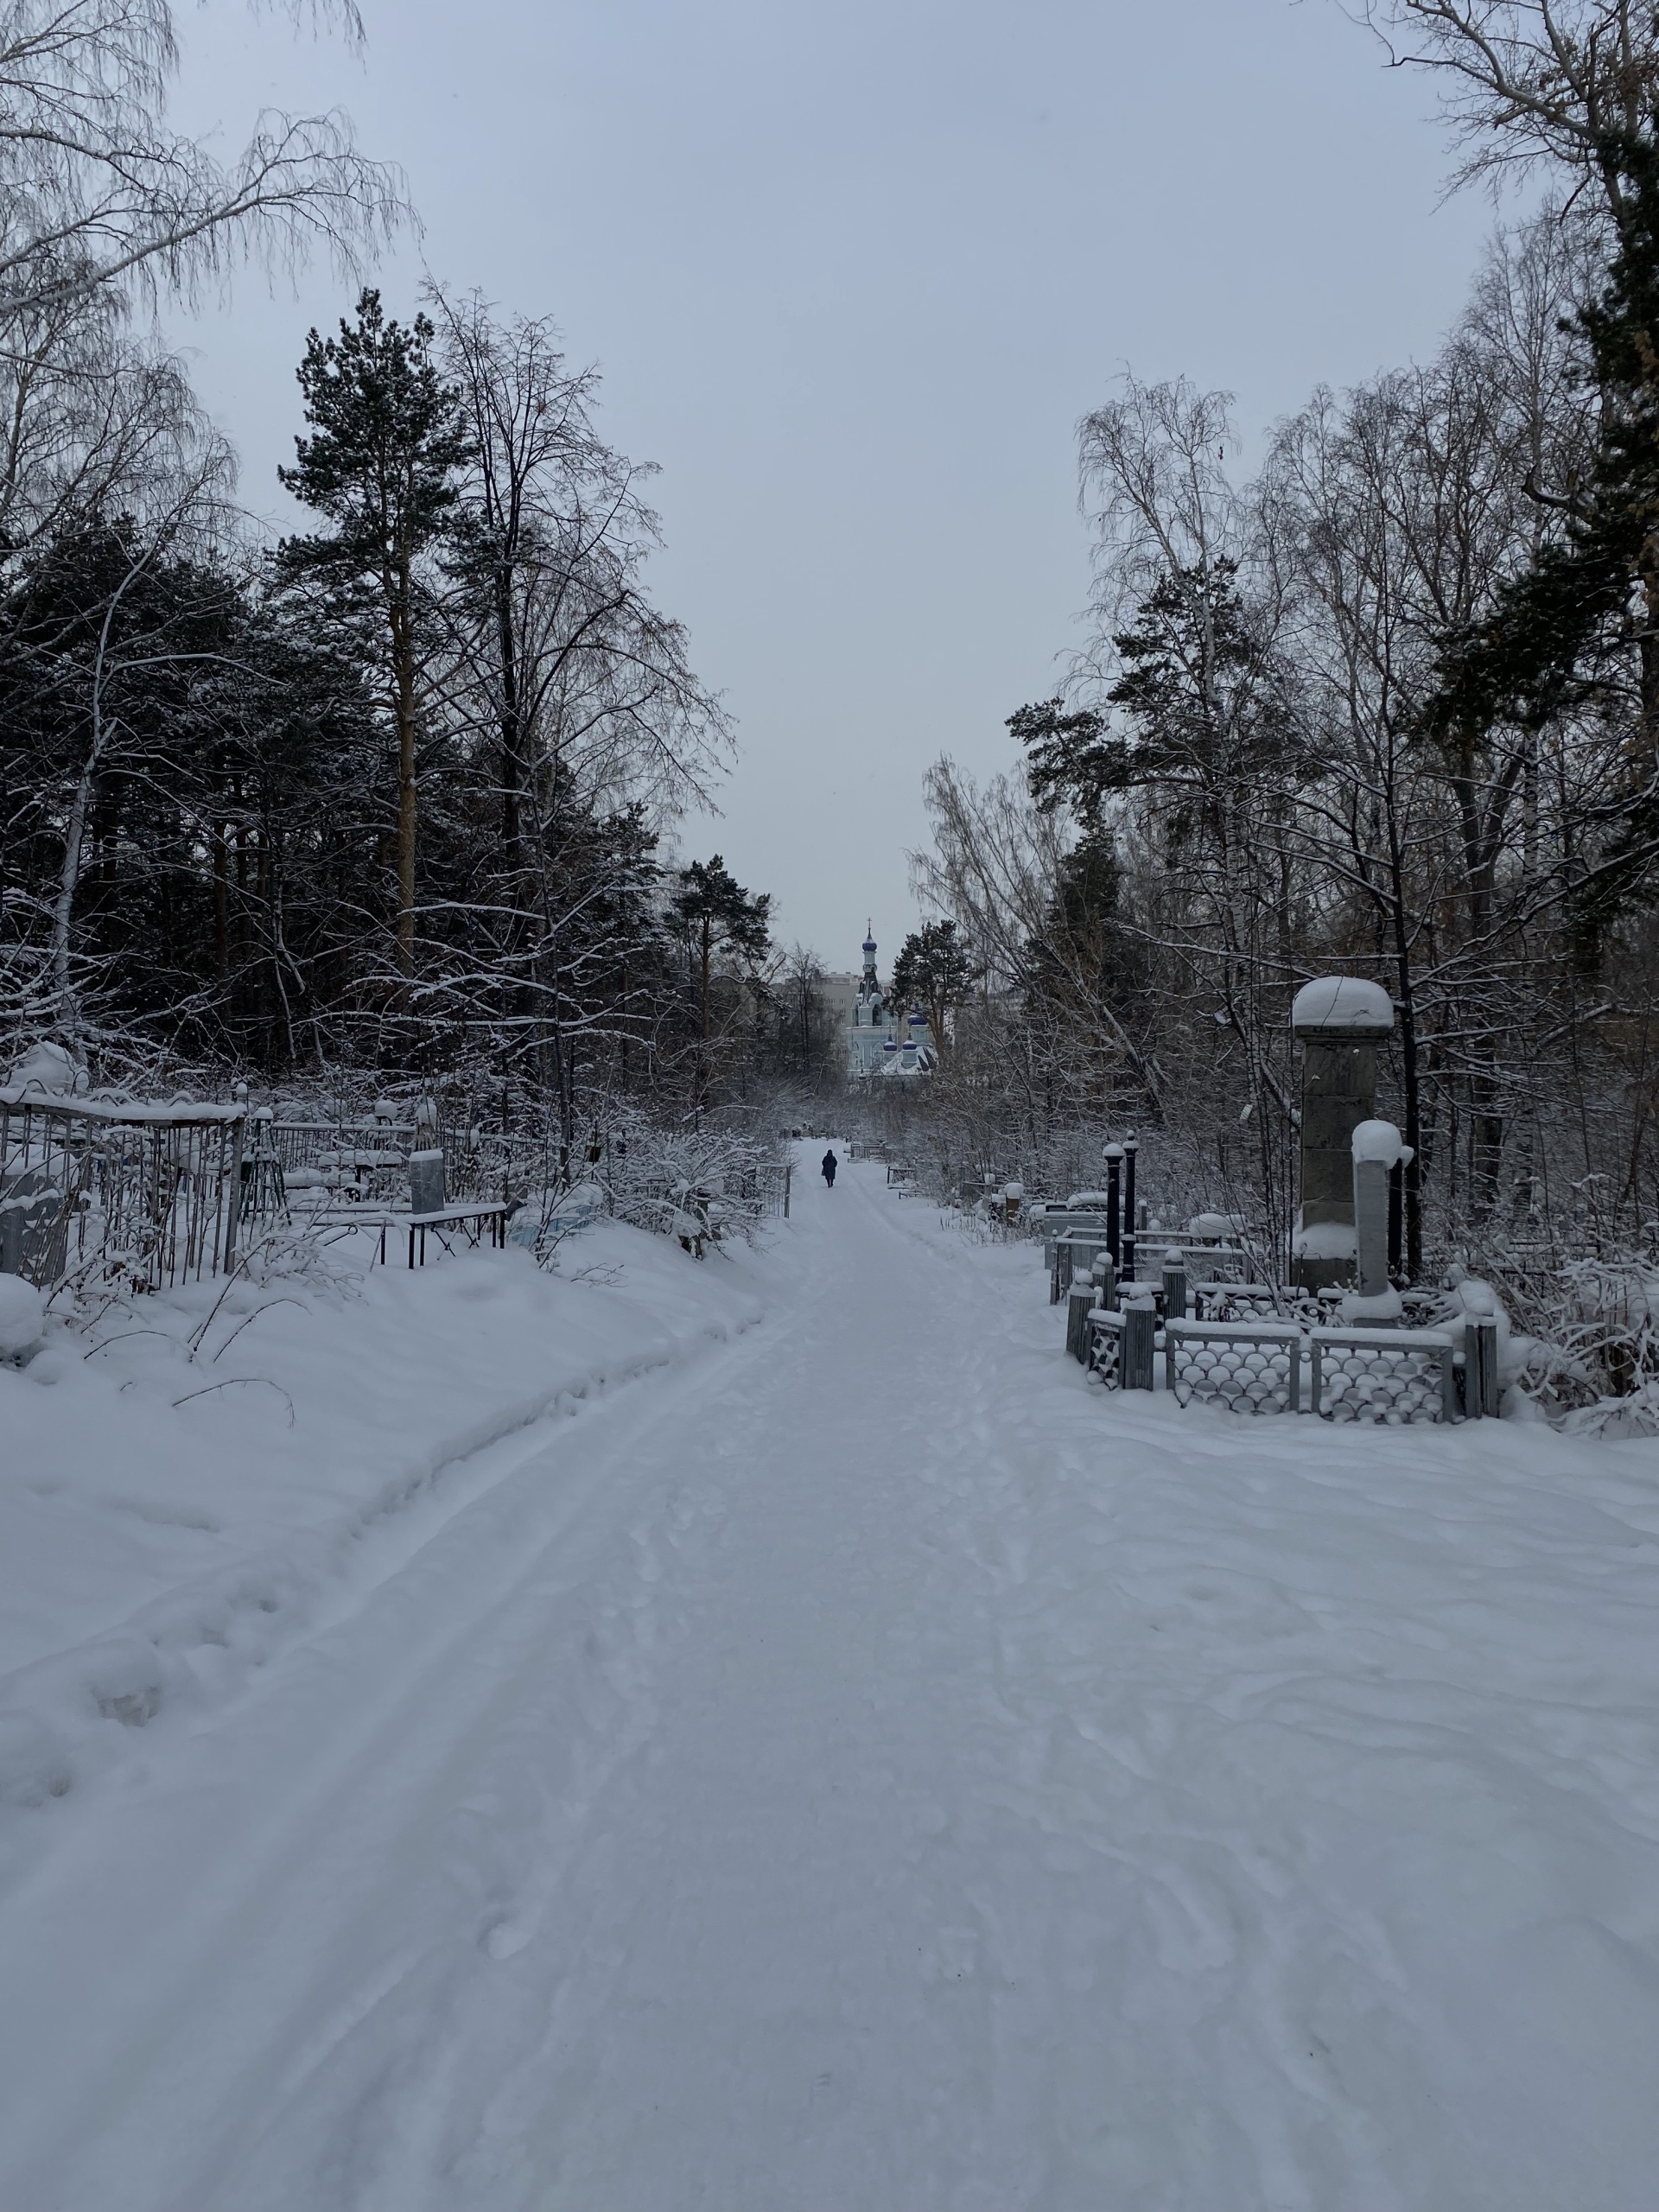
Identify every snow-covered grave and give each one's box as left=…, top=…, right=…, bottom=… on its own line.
left=1, top=1084, right=245, bottom=1289
left=2, top=1151, right=1657, bottom=2209
left=1074, top=1115, right=1505, bottom=1424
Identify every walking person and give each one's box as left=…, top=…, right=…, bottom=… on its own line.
left=821, top=1147, right=837, bottom=1189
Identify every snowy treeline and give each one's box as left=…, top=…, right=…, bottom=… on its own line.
left=0, top=3, right=847, bottom=1157
left=898, top=6, right=1659, bottom=1392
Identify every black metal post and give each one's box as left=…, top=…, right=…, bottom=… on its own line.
left=1388, top=1156, right=1403, bottom=1280
left=1122, top=1138, right=1137, bottom=1284
left=1103, top=1143, right=1123, bottom=1266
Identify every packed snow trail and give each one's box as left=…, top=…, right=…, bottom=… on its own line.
left=4, top=1154, right=1659, bottom=2209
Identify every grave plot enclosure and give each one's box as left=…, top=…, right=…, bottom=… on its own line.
left=0, top=1090, right=245, bottom=1291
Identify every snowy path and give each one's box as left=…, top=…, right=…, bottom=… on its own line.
left=5, top=1156, right=1659, bottom=2209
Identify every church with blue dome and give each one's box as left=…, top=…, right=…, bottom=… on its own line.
left=845, top=925, right=937, bottom=1082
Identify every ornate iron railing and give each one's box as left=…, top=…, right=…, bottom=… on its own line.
left=1085, top=1306, right=1123, bottom=1387
left=1308, top=1327, right=1459, bottom=1425
left=1165, top=1319, right=1304, bottom=1414
left=0, top=1089, right=244, bottom=1291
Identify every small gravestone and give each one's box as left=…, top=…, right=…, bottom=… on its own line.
left=409, top=1095, right=444, bottom=1217
left=0, top=1168, right=60, bottom=1281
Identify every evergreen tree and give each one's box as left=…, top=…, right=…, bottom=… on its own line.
left=669, top=855, right=771, bottom=1110
left=1013, top=562, right=1293, bottom=853
left=890, top=919, right=976, bottom=1058
left=1426, top=129, right=1659, bottom=931
left=279, top=289, right=474, bottom=982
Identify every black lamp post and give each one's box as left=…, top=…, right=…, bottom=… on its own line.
left=1122, top=1135, right=1138, bottom=1283
left=1102, top=1142, right=1123, bottom=1266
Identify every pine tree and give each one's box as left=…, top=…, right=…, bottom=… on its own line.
left=279, top=289, right=473, bottom=982
left=890, top=919, right=976, bottom=1058
left=669, top=855, right=771, bottom=1111
left=1426, top=131, right=1659, bottom=933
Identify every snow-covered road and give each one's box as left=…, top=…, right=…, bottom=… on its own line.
left=5, top=1154, right=1659, bottom=2209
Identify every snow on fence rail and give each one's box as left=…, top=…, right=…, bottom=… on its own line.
left=0, top=1088, right=244, bottom=1292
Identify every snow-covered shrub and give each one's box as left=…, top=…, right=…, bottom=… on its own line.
left=507, top=1182, right=605, bottom=1271
left=607, top=1121, right=785, bottom=1256
left=1459, top=1247, right=1659, bottom=1430
left=1526, top=1259, right=1659, bottom=1432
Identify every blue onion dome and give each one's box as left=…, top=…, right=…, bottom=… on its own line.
left=882, top=1036, right=899, bottom=1052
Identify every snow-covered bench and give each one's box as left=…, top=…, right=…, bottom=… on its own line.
left=302, top=1200, right=513, bottom=1267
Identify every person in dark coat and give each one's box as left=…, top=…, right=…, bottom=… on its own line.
left=821, top=1147, right=837, bottom=1187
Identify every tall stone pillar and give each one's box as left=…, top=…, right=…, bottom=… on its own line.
left=1291, top=977, right=1395, bottom=1291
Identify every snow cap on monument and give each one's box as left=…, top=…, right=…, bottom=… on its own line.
left=1291, top=976, right=1394, bottom=1038
left=1351, top=1118, right=1414, bottom=1170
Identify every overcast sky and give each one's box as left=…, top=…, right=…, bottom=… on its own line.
left=168, top=0, right=1496, bottom=968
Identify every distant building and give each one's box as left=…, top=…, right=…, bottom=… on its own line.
left=841, top=924, right=936, bottom=1083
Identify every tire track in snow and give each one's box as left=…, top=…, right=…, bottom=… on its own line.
left=0, top=1254, right=822, bottom=2212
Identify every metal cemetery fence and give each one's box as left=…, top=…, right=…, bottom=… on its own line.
left=1086, top=1307, right=1123, bottom=1389
left=265, top=1117, right=413, bottom=1207
left=1308, top=1328, right=1459, bottom=1425
left=0, top=1089, right=244, bottom=1292
left=3, top=1077, right=796, bottom=1296
left=1070, top=1282, right=1471, bottom=1425
left=1160, top=1320, right=1456, bottom=1421
left=1165, top=1320, right=1305, bottom=1415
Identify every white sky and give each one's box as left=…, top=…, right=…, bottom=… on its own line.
left=168, top=0, right=1495, bottom=967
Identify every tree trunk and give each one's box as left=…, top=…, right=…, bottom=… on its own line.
left=50, top=734, right=97, bottom=1047
left=1386, top=782, right=1424, bottom=1281
left=696, top=916, right=712, bottom=1113
left=495, top=564, right=524, bottom=869
left=390, top=561, right=418, bottom=982
left=213, top=817, right=230, bottom=984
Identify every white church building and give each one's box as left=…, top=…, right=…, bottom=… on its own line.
left=817, top=926, right=937, bottom=1084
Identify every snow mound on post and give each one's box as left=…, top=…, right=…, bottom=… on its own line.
left=1291, top=976, right=1395, bottom=1032
left=1351, top=1117, right=1411, bottom=1167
